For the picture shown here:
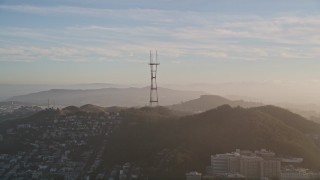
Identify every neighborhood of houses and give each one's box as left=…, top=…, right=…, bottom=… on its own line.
left=0, top=108, right=143, bottom=179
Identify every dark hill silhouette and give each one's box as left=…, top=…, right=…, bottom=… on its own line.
left=169, top=94, right=263, bottom=113
left=80, top=104, right=107, bottom=113
left=104, top=105, right=320, bottom=178
left=61, top=104, right=114, bottom=116
left=254, top=105, right=320, bottom=134
left=62, top=106, right=81, bottom=113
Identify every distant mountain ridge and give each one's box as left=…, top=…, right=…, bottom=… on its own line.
left=169, top=94, right=263, bottom=112
left=6, top=87, right=204, bottom=107
left=0, top=83, right=135, bottom=101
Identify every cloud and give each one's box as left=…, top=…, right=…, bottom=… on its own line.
left=0, top=46, right=124, bottom=62
left=1, top=5, right=320, bottom=63
left=0, top=5, right=112, bottom=16
left=0, top=5, right=186, bottom=25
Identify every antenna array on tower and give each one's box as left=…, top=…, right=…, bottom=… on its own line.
left=149, top=50, right=160, bottom=106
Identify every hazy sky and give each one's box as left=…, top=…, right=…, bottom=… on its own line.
left=1, top=0, right=320, bottom=85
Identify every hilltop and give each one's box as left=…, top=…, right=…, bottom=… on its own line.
left=169, top=94, right=263, bottom=113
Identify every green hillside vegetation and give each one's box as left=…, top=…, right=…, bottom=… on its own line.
left=103, top=105, right=320, bottom=179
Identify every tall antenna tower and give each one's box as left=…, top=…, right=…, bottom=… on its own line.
left=149, top=50, right=160, bottom=106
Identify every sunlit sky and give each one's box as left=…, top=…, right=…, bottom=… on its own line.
left=1, top=0, right=320, bottom=85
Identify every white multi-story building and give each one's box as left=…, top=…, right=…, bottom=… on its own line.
left=211, top=154, right=230, bottom=175
left=211, top=152, right=242, bottom=175
left=239, top=156, right=263, bottom=179
left=211, top=149, right=281, bottom=180
left=263, top=158, right=281, bottom=179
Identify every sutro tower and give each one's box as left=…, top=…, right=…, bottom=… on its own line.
left=149, top=50, right=160, bottom=106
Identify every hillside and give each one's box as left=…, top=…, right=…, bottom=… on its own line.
left=169, top=94, right=263, bottom=113
left=103, top=105, right=320, bottom=178
left=1, top=104, right=320, bottom=179
left=6, top=87, right=204, bottom=107
left=254, top=105, right=320, bottom=134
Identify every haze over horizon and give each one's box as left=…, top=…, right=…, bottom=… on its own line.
left=3, top=2, right=320, bottom=178
left=2, top=0, right=320, bottom=104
